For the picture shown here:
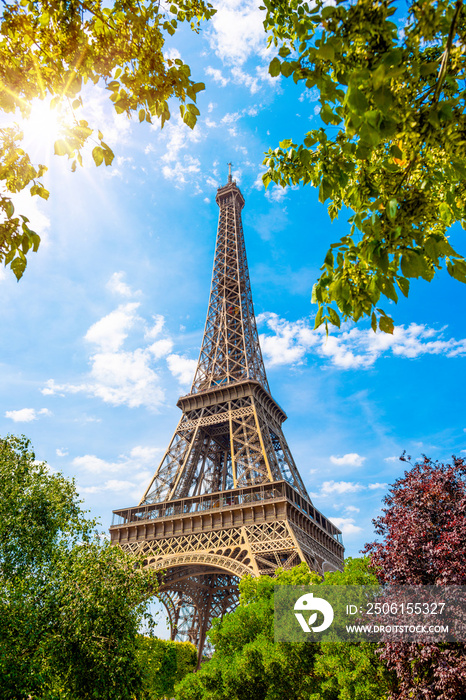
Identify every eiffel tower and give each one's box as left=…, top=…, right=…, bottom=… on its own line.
left=110, top=167, right=344, bottom=658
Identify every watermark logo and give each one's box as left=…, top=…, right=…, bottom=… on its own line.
left=294, top=592, right=334, bottom=633
left=275, top=585, right=465, bottom=644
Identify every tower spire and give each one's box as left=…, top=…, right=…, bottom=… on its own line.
left=190, top=176, right=269, bottom=395
left=227, top=162, right=232, bottom=183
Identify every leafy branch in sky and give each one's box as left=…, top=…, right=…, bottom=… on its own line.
left=0, top=0, right=215, bottom=279
left=263, top=0, right=466, bottom=332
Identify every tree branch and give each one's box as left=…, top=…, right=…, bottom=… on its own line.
left=433, top=0, right=463, bottom=104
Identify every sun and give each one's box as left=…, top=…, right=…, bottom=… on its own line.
left=21, top=98, right=65, bottom=161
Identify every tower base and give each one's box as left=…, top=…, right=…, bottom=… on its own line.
left=111, top=480, right=344, bottom=657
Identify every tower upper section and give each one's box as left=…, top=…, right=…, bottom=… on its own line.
left=190, top=179, right=270, bottom=395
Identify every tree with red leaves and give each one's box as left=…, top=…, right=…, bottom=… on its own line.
left=365, top=455, right=466, bottom=700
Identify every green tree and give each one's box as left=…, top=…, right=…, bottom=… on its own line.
left=309, top=558, right=395, bottom=700
left=0, top=434, right=160, bottom=700
left=0, top=0, right=214, bottom=279
left=263, top=0, right=466, bottom=332
left=175, top=559, right=392, bottom=700
left=137, top=637, right=198, bottom=699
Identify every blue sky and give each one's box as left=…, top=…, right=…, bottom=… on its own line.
left=1, top=0, right=466, bottom=562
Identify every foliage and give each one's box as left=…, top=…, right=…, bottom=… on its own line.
left=175, top=559, right=391, bottom=700
left=137, top=637, right=197, bottom=700
left=309, top=558, right=395, bottom=700
left=365, top=455, right=466, bottom=585
left=0, top=0, right=215, bottom=280
left=364, top=455, right=466, bottom=700
left=263, top=0, right=466, bottom=332
left=0, top=434, right=160, bottom=700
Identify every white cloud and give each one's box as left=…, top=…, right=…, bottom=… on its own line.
left=74, top=446, right=163, bottom=501
left=106, top=272, right=139, bottom=298
left=159, top=115, right=203, bottom=164
left=345, top=505, right=360, bottom=513
left=149, top=339, right=174, bottom=359
left=85, top=302, right=141, bottom=352
left=230, top=66, right=260, bottom=94
left=329, top=517, right=363, bottom=536
left=41, top=304, right=175, bottom=410
left=384, top=455, right=399, bottom=463
left=84, top=349, right=165, bottom=408
left=221, top=112, right=241, bottom=125
left=330, top=453, right=366, bottom=467
left=368, top=482, right=388, bottom=490
left=265, top=185, right=288, bottom=203
left=74, top=414, right=102, bottom=423
left=129, top=445, right=163, bottom=462
left=56, top=448, right=68, bottom=457
left=73, top=454, right=117, bottom=474
left=206, top=0, right=268, bottom=66
left=167, top=354, right=197, bottom=386
left=144, top=314, right=165, bottom=340
left=206, top=66, right=229, bottom=87
left=162, top=156, right=201, bottom=185
left=321, top=481, right=364, bottom=495
left=257, top=313, right=466, bottom=370
left=206, top=176, right=219, bottom=189
left=165, top=48, right=181, bottom=61
left=73, top=444, right=162, bottom=475
left=5, top=407, right=51, bottom=422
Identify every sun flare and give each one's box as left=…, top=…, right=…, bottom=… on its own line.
left=21, top=99, right=64, bottom=160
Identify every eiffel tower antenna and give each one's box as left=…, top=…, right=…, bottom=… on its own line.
left=111, top=174, right=344, bottom=661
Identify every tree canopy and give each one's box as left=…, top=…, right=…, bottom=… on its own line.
left=0, top=0, right=214, bottom=280
left=263, top=0, right=466, bottom=332
left=175, top=559, right=393, bottom=700
left=0, top=434, right=162, bottom=700
left=364, top=455, right=466, bottom=700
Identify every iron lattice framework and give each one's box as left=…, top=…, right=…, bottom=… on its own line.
left=110, top=174, right=344, bottom=660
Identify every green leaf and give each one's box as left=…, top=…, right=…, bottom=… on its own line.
left=318, top=43, right=334, bottom=61
left=379, top=315, right=394, bottom=334
left=446, top=258, right=466, bottom=282
left=314, top=306, right=324, bottom=328
left=54, top=139, right=70, bottom=156
left=400, top=251, right=424, bottom=278
left=312, top=282, right=323, bottom=304
left=103, top=147, right=114, bottom=166
left=183, top=111, right=196, bottom=129
left=324, top=249, right=334, bottom=267
left=371, top=312, right=377, bottom=332
left=4, top=200, right=14, bottom=218
left=10, top=255, right=27, bottom=280
left=396, top=277, right=409, bottom=297
left=328, top=307, right=341, bottom=327
left=192, top=82, right=205, bottom=93
left=387, top=199, right=397, bottom=221
left=280, top=62, right=294, bottom=78
left=269, top=57, right=281, bottom=77
left=92, top=146, right=104, bottom=167
left=347, top=88, right=368, bottom=113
